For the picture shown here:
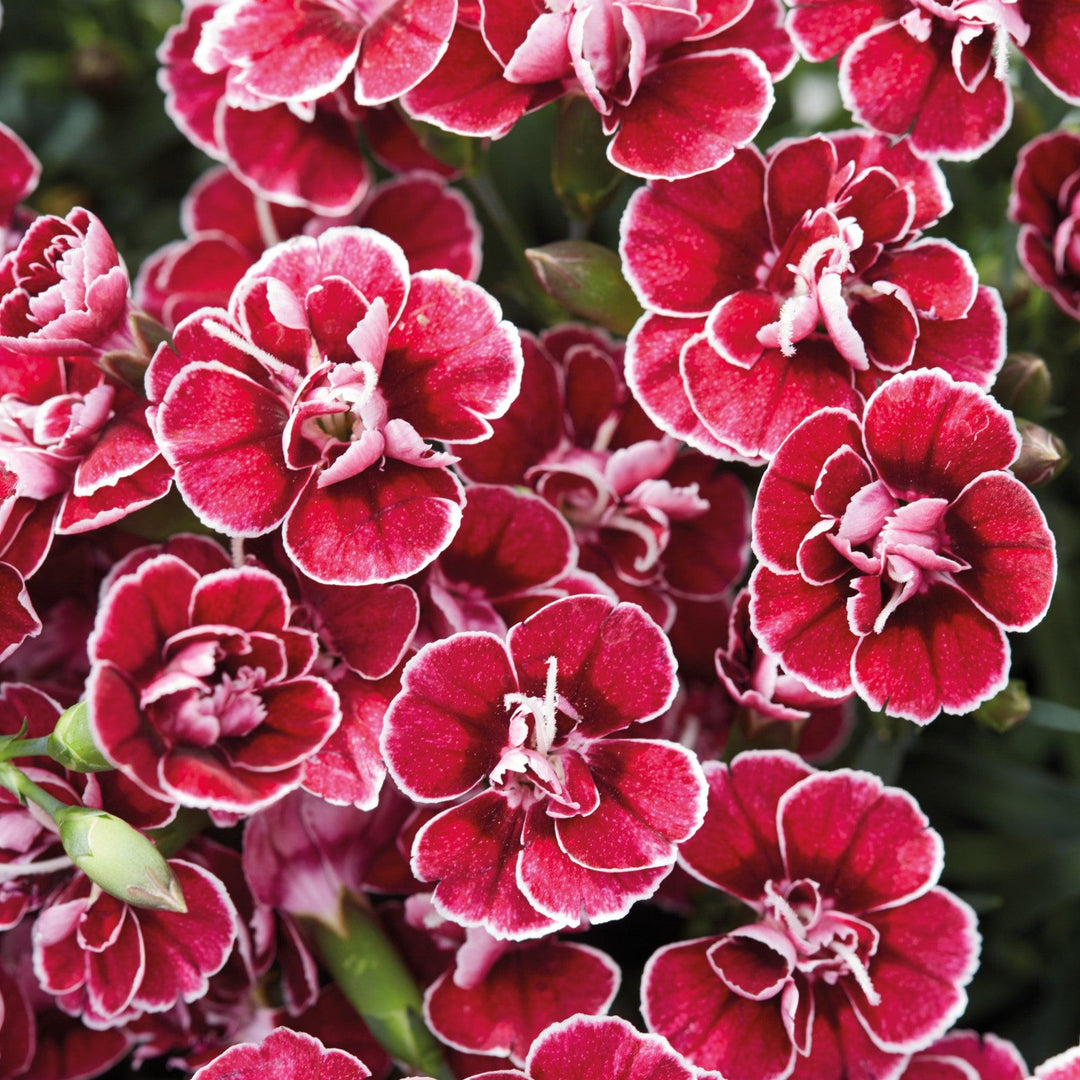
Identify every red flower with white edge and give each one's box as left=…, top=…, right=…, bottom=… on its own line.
left=749, top=369, right=1055, bottom=723
left=901, top=1030, right=1026, bottom=1080
left=148, top=227, right=522, bottom=586
left=32, top=860, right=237, bottom=1029
left=453, top=326, right=749, bottom=629
left=786, top=0, right=1080, bottom=160
left=191, top=1027, right=373, bottom=1080
left=622, top=131, right=1005, bottom=461
left=1009, top=131, right=1080, bottom=322
left=643, top=751, right=979, bottom=1080
left=0, top=209, right=137, bottom=361
left=465, top=1013, right=705, bottom=1080
left=136, top=165, right=482, bottom=330
left=0, top=122, right=40, bottom=255
left=381, top=594, right=705, bottom=939
left=403, top=0, right=793, bottom=180
left=87, top=551, right=341, bottom=814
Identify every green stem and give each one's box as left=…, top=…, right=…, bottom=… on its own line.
left=304, top=896, right=455, bottom=1080
left=0, top=759, right=68, bottom=819
left=463, top=169, right=568, bottom=326
left=0, top=736, right=50, bottom=761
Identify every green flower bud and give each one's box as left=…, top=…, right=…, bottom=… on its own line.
left=993, top=353, right=1052, bottom=419
left=1012, top=418, right=1070, bottom=488
left=972, top=679, right=1031, bottom=732
left=525, top=240, right=644, bottom=336
left=552, top=95, right=623, bottom=223
left=54, top=805, right=187, bottom=913
left=47, top=701, right=112, bottom=772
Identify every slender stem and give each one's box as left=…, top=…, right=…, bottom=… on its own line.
left=568, top=218, right=589, bottom=241
left=0, top=760, right=68, bottom=819
left=0, top=736, right=50, bottom=761
left=464, top=169, right=568, bottom=326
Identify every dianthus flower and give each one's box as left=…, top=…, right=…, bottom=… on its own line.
left=381, top=594, right=705, bottom=939
left=900, top=1030, right=1026, bottom=1080
left=148, top=226, right=522, bottom=586
left=403, top=0, right=794, bottom=179
left=643, top=751, right=980, bottom=1080
left=622, top=131, right=1004, bottom=460
left=749, top=369, right=1055, bottom=722
left=1009, top=131, right=1080, bottom=322
left=786, top=0, right=1080, bottom=160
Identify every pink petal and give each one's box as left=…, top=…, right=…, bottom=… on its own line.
left=642, top=937, right=797, bottom=1080
left=863, top=370, right=1019, bottom=502
left=283, top=461, right=464, bottom=585
left=191, top=1027, right=370, bottom=1080
left=749, top=566, right=859, bottom=698
left=870, top=241, right=977, bottom=321
left=908, top=285, right=1006, bottom=390
left=778, top=769, right=944, bottom=913
left=354, top=0, right=457, bottom=105
left=555, top=739, right=706, bottom=871
left=752, top=408, right=864, bottom=571
left=383, top=631, right=516, bottom=801
left=946, top=471, right=1056, bottom=631
left=682, top=336, right=860, bottom=461
left=856, top=888, right=979, bottom=1052
left=620, top=147, right=768, bottom=315
left=852, top=580, right=1009, bottom=723
left=608, top=50, right=772, bottom=179
left=414, top=793, right=565, bottom=940
left=1018, top=2, right=1080, bottom=105
left=506, top=595, right=677, bottom=740
left=678, top=752, right=812, bottom=901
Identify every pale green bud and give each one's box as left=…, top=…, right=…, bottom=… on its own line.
left=47, top=701, right=112, bottom=772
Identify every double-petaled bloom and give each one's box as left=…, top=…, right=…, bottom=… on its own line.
left=87, top=546, right=342, bottom=813
left=786, top=0, right=1080, bottom=160
left=159, top=0, right=456, bottom=214
left=749, top=368, right=1056, bottom=723
left=643, top=751, right=980, bottom=1080
left=1009, top=131, right=1080, bottom=322
left=403, top=0, right=795, bottom=179
left=148, top=226, right=522, bottom=586
left=381, top=594, right=706, bottom=939
left=622, top=130, right=1005, bottom=461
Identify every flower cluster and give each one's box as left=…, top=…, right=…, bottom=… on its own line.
left=0, top=0, right=1073, bottom=1078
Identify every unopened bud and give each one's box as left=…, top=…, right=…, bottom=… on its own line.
left=1012, top=419, right=1069, bottom=487
left=993, top=353, right=1052, bottom=418
left=47, top=701, right=112, bottom=772
left=525, top=241, right=643, bottom=336
left=54, top=806, right=187, bottom=913
left=972, top=679, right=1031, bottom=732
left=404, top=118, right=482, bottom=174
left=552, top=95, right=623, bottom=223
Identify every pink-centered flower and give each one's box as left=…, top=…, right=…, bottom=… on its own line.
left=381, top=594, right=705, bottom=939
left=136, top=165, right=482, bottom=330
left=32, top=860, right=237, bottom=1030
left=403, top=0, right=793, bottom=179
left=453, top=326, right=749, bottom=628
left=643, top=751, right=980, bottom=1080
left=158, top=0, right=455, bottom=215
left=786, top=0, right=1080, bottom=160
left=466, top=1013, right=706, bottom=1080
left=621, top=130, right=1005, bottom=461
left=749, top=369, right=1056, bottom=723
left=86, top=549, right=342, bottom=813
left=0, top=209, right=137, bottom=361
left=1009, top=131, right=1080, bottom=322
left=148, top=227, right=522, bottom=586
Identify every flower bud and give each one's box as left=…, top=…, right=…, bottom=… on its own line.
left=1012, top=418, right=1069, bottom=488
left=972, top=679, right=1031, bottom=732
left=54, top=805, right=187, bottom=913
left=553, top=95, right=623, bottom=223
left=47, top=701, right=112, bottom=772
left=526, top=240, right=644, bottom=336
left=993, top=353, right=1052, bottom=418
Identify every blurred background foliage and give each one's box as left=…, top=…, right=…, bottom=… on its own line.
left=2, top=0, right=1080, bottom=1068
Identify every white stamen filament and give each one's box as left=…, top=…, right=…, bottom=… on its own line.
left=201, top=319, right=299, bottom=385
left=503, top=655, right=560, bottom=756
left=767, top=888, right=810, bottom=945
left=831, top=938, right=882, bottom=1007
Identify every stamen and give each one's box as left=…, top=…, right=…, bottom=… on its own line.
left=831, top=938, right=882, bottom=1007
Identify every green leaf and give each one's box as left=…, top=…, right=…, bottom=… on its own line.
left=1028, top=697, right=1080, bottom=733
